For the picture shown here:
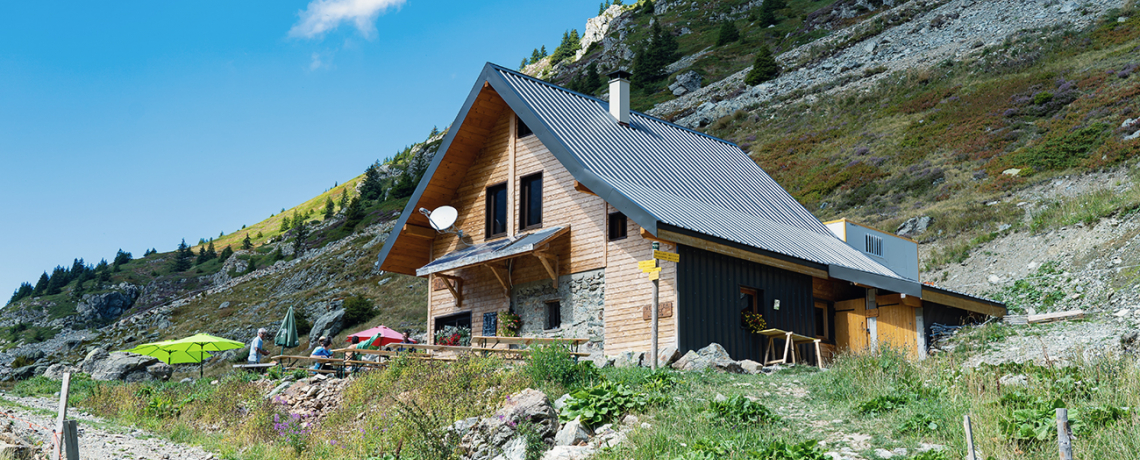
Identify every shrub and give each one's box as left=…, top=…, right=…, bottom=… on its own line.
left=897, top=413, right=939, bottom=434
left=560, top=381, right=647, bottom=428
left=708, top=395, right=779, bottom=424
left=744, top=47, right=780, bottom=86
left=715, top=21, right=739, bottom=46
left=525, top=343, right=598, bottom=392
left=343, top=295, right=376, bottom=327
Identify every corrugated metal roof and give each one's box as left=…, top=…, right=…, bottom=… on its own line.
left=492, top=65, right=904, bottom=280
left=415, top=226, right=567, bottom=277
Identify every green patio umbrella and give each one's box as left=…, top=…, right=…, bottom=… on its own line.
left=118, top=340, right=213, bottom=365
left=163, top=333, right=245, bottom=378
left=275, top=306, right=300, bottom=356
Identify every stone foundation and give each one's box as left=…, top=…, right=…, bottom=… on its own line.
left=511, top=269, right=605, bottom=353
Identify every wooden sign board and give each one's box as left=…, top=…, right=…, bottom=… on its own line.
left=637, top=260, right=657, bottom=271
left=654, top=250, right=680, bottom=263
left=643, top=302, right=674, bottom=320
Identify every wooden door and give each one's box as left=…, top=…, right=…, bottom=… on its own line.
left=834, top=298, right=870, bottom=353
left=877, top=305, right=917, bottom=356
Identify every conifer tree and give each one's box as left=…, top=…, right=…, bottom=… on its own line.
left=197, top=246, right=208, bottom=265
left=632, top=21, right=680, bottom=90
left=172, top=239, right=193, bottom=272
left=716, top=20, right=740, bottom=46
left=220, top=245, right=234, bottom=262
left=73, top=279, right=85, bottom=299
left=360, top=163, right=385, bottom=201
left=540, top=45, right=548, bottom=58
left=519, top=58, right=529, bottom=70
left=280, top=215, right=291, bottom=233
left=757, top=1, right=777, bottom=27
left=344, top=197, right=364, bottom=231
left=744, top=46, right=780, bottom=85
left=599, top=2, right=606, bottom=14
left=9, top=282, right=34, bottom=305
left=33, top=272, right=49, bottom=296
left=242, top=233, right=253, bottom=251
left=324, top=197, right=335, bottom=219
left=46, top=266, right=67, bottom=295
left=113, top=249, right=132, bottom=267
left=294, top=219, right=309, bottom=257
left=206, top=241, right=217, bottom=259
left=584, top=61, right=603, bottom=92
left=339, top=191, right=349, bottom=211
left=530, top=48, right=541, bottom=64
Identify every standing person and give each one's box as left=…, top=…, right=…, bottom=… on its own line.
left=248, top=328, right=271, bottom=364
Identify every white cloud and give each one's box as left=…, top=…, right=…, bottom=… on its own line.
left=310, top=52, right=324, bottom=70
left=289, top=0, right=406, bottom=40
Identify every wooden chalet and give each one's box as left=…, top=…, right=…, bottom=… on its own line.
left=376, top=63, right=1005, bottom=363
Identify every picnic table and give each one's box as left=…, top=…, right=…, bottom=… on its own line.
left=471, top=336, right=589, bottom=353
left=757, top=329, right=823, bottom=369
left=271, top=355, right=385, bottom=376
left=332, top=347, right=458, bottom=361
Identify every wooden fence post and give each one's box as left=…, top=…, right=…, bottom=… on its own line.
left=63, top=420, right=79, bottom=460
left=54, top=372, right=71, bottom=460
left=1057, top=408, right=1074, bottom=460
left=963, top=414, right=978, bottom=460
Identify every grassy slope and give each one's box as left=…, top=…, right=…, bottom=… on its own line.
left=703, top=8, right=1140, bottom=270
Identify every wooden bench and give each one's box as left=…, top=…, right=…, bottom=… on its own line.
left=333, top=348, right=458, bottom=361
left=757, top=329, right=823, bottom=369
left=232, top=363, right=276, bottom=373
left=271, top=355, right=385, bottom=376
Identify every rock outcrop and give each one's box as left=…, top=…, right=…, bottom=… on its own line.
left=77, top=284, right=140, bottom=324
left=80, top=348, right=170, bottom=382
left=460, top=389, right=558, bottom=460
left=897, top=216, right=934, bottom=238
left=309, top=308, right=345, bottom=344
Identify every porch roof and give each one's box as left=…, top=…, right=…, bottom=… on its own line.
left=415, top=226, right=569, bottom=277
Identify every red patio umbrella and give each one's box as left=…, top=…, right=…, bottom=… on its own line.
left=345, top=325, right=409, bottom=348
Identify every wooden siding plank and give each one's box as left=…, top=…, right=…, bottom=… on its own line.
left=921, top=289, right=1005, bottom=317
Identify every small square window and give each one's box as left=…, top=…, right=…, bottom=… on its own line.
left=608, top=212, right=627, bottom=241
left=485, top=182, right=508, bottom=238
left=864, top=234, right=883, bottom=257
left=520, top=173, right=543, bottom=230
left=517, top=116, right=533, bottom=138
left=545, top=301, right=562, bottom=330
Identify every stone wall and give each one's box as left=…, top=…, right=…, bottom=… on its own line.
left=511, top=269, right=605, bottom=353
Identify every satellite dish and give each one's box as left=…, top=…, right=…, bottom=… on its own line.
left=428, top=206, right=458, bottom=232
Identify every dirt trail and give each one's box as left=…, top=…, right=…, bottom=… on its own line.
left=0, top=392, right=215, bottom=460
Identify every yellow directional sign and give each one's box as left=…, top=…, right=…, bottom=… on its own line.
left=654, top=250, right=680, bottom=263
left=641, top=266, right=662, bottom=274
left=648, top=271, right=660, bottom=281
left=637, top=260, right=658, bottom=271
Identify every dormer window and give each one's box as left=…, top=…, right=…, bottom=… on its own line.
left=865, top=234, right=883, bottom=257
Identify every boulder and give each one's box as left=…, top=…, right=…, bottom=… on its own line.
left=493, top=437, right=527, bottom=460
left=80, top=347, right=109, bottom=374
left=11, top=366, right=36, bottom=381
left=896, top=216, right=933, bottom=238
left=309, top=308, right=346, bottom=345
left=671, top=343, right=735, bottom=372
left=1122, top=330, right=1140, bottom=353
left=146, top=362, right=174, bottom=381
left=613, top=351, right=643, bottom=368
left=739, top=359, right=763, bottom=374
left=655, top=346, right=681, bottom=368
left=542, top=446, right=594, bottom=460
left=669, top=70, right=702, bottom=96
left=460, top=389, right=558, bottom=460
left=76, top=285, right=139, bottom=324
left=88, top=352, right=160, bottom=382
left=42, top=363, right=78, bottom=380
left=554, top=418, right=589, bottom=446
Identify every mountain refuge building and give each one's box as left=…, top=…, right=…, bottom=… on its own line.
left=376, top=63, right=1005, bottom=364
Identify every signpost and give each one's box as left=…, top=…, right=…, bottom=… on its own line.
left=646, top=243, right=679, bottom=370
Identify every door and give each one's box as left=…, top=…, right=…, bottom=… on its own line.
left=834, top=298, right=870, bottom=353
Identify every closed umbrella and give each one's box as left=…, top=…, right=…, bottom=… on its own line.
left=275, top=306, right=300, bottom=356
left=163, top=333, right=245, bottom=378
left=119, top=340, right=213, bottom=365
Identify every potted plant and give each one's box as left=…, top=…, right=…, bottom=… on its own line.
left=435, top=325, right=472, bottom=346
left=741, top=311, right=768, bottom=334
left=497, top=310, right=521, bottom=337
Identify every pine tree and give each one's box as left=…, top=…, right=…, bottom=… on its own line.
left=344, top=197, right=364, bottom=231
left=339, top=191, right=349, bottom=211
left=73, top=278, right=85, bottom=299
left=520, top=58, right=529, bottom=70
left=220, top=245, right=234, bottom=262
left=530, top=48, right=541, bottom=64
left=280, top=215, right=291, bottom=233
left=172, top=239, right=193, bottom=272
left=632, top=21, right=680, bottom=90
left=551, top=30, right=582, bottom=64
left=242, top=233, right=253, bottom=251
left=247, top=257, right=257, bottom=273
left=599, top=2, right=606, bottom=14
left=716, top=20, right=740, bottom=46
left=758, top=1, right=777, bottom=27
left=33, top=272, right=49, bottom=296
left=206, top=241, right=217, bottom=259
left=744, top=46, right=780, bottom=85
left=291, top=210, right=301, bottom=230
left=294, top=219, right=309, bottom=257
left=324, top=197, right=335, bottom=219
left=113, top=249, right=132, bottom=267
left=540, top=45, right=548, bottom=58
left=9, top=282, right=34, bottom=305
left=46, top=266, right=68, bottom=295
left=196, top=246, right=208, bottom=265
left=360, top=163, right=385, bottom=201
left=584, top=61, right=603, bottom=92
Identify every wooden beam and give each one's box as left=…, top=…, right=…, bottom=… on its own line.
left=534, top=251, right=559, bottom=288
left=402, top=224, right=436, bottom=240
left=434, top=274, right=463, bottom=306
left=656, top=229, right=829, bottom=279
left=573, top=180, right=597, bottom=196
left=921, top=288, right=1006, bottom=317
left=485, top=263, right=511, bottom=297
left=877, top=293, right=922, bottom=308
left=639, top=228, right=669, bottom=244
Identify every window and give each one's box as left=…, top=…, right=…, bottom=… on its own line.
left=608, top=212, right=628, bottom=241
left=519, top=173, right=543, bottom=230
left=814, top=301, right=830, bottom=340
left=485, top=182, right=508, bottom=238
left=545, top=301, right=562, bottom=329
left=864, top=234, right=883, bottom=257
left=434, top=312, right=472, bottom=332
left=739, top=287, right=759, bottom=330
left=517, top=116, right=533, bottom=138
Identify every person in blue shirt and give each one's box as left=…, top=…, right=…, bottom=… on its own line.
left=247, top=328, right=270, bottom=364
left=310, top=336, right=333, bottom=371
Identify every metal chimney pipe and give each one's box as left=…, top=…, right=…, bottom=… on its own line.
left=607, top=70, right=632, bottom=126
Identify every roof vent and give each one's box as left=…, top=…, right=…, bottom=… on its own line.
left=607, top=70, right=631, bottom=126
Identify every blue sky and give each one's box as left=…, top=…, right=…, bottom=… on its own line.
left=0, top=0, right=600, bottom=297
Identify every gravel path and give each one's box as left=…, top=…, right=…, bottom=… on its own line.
left=0, top=392, right=216, bottom=460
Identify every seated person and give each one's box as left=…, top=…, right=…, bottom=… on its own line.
left=310, top=337, right=333, bottom=371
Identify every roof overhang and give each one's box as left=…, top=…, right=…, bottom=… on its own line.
left=921, top=285, right=1007, bottom=317
left=416, top=226, right=569, bottom=277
